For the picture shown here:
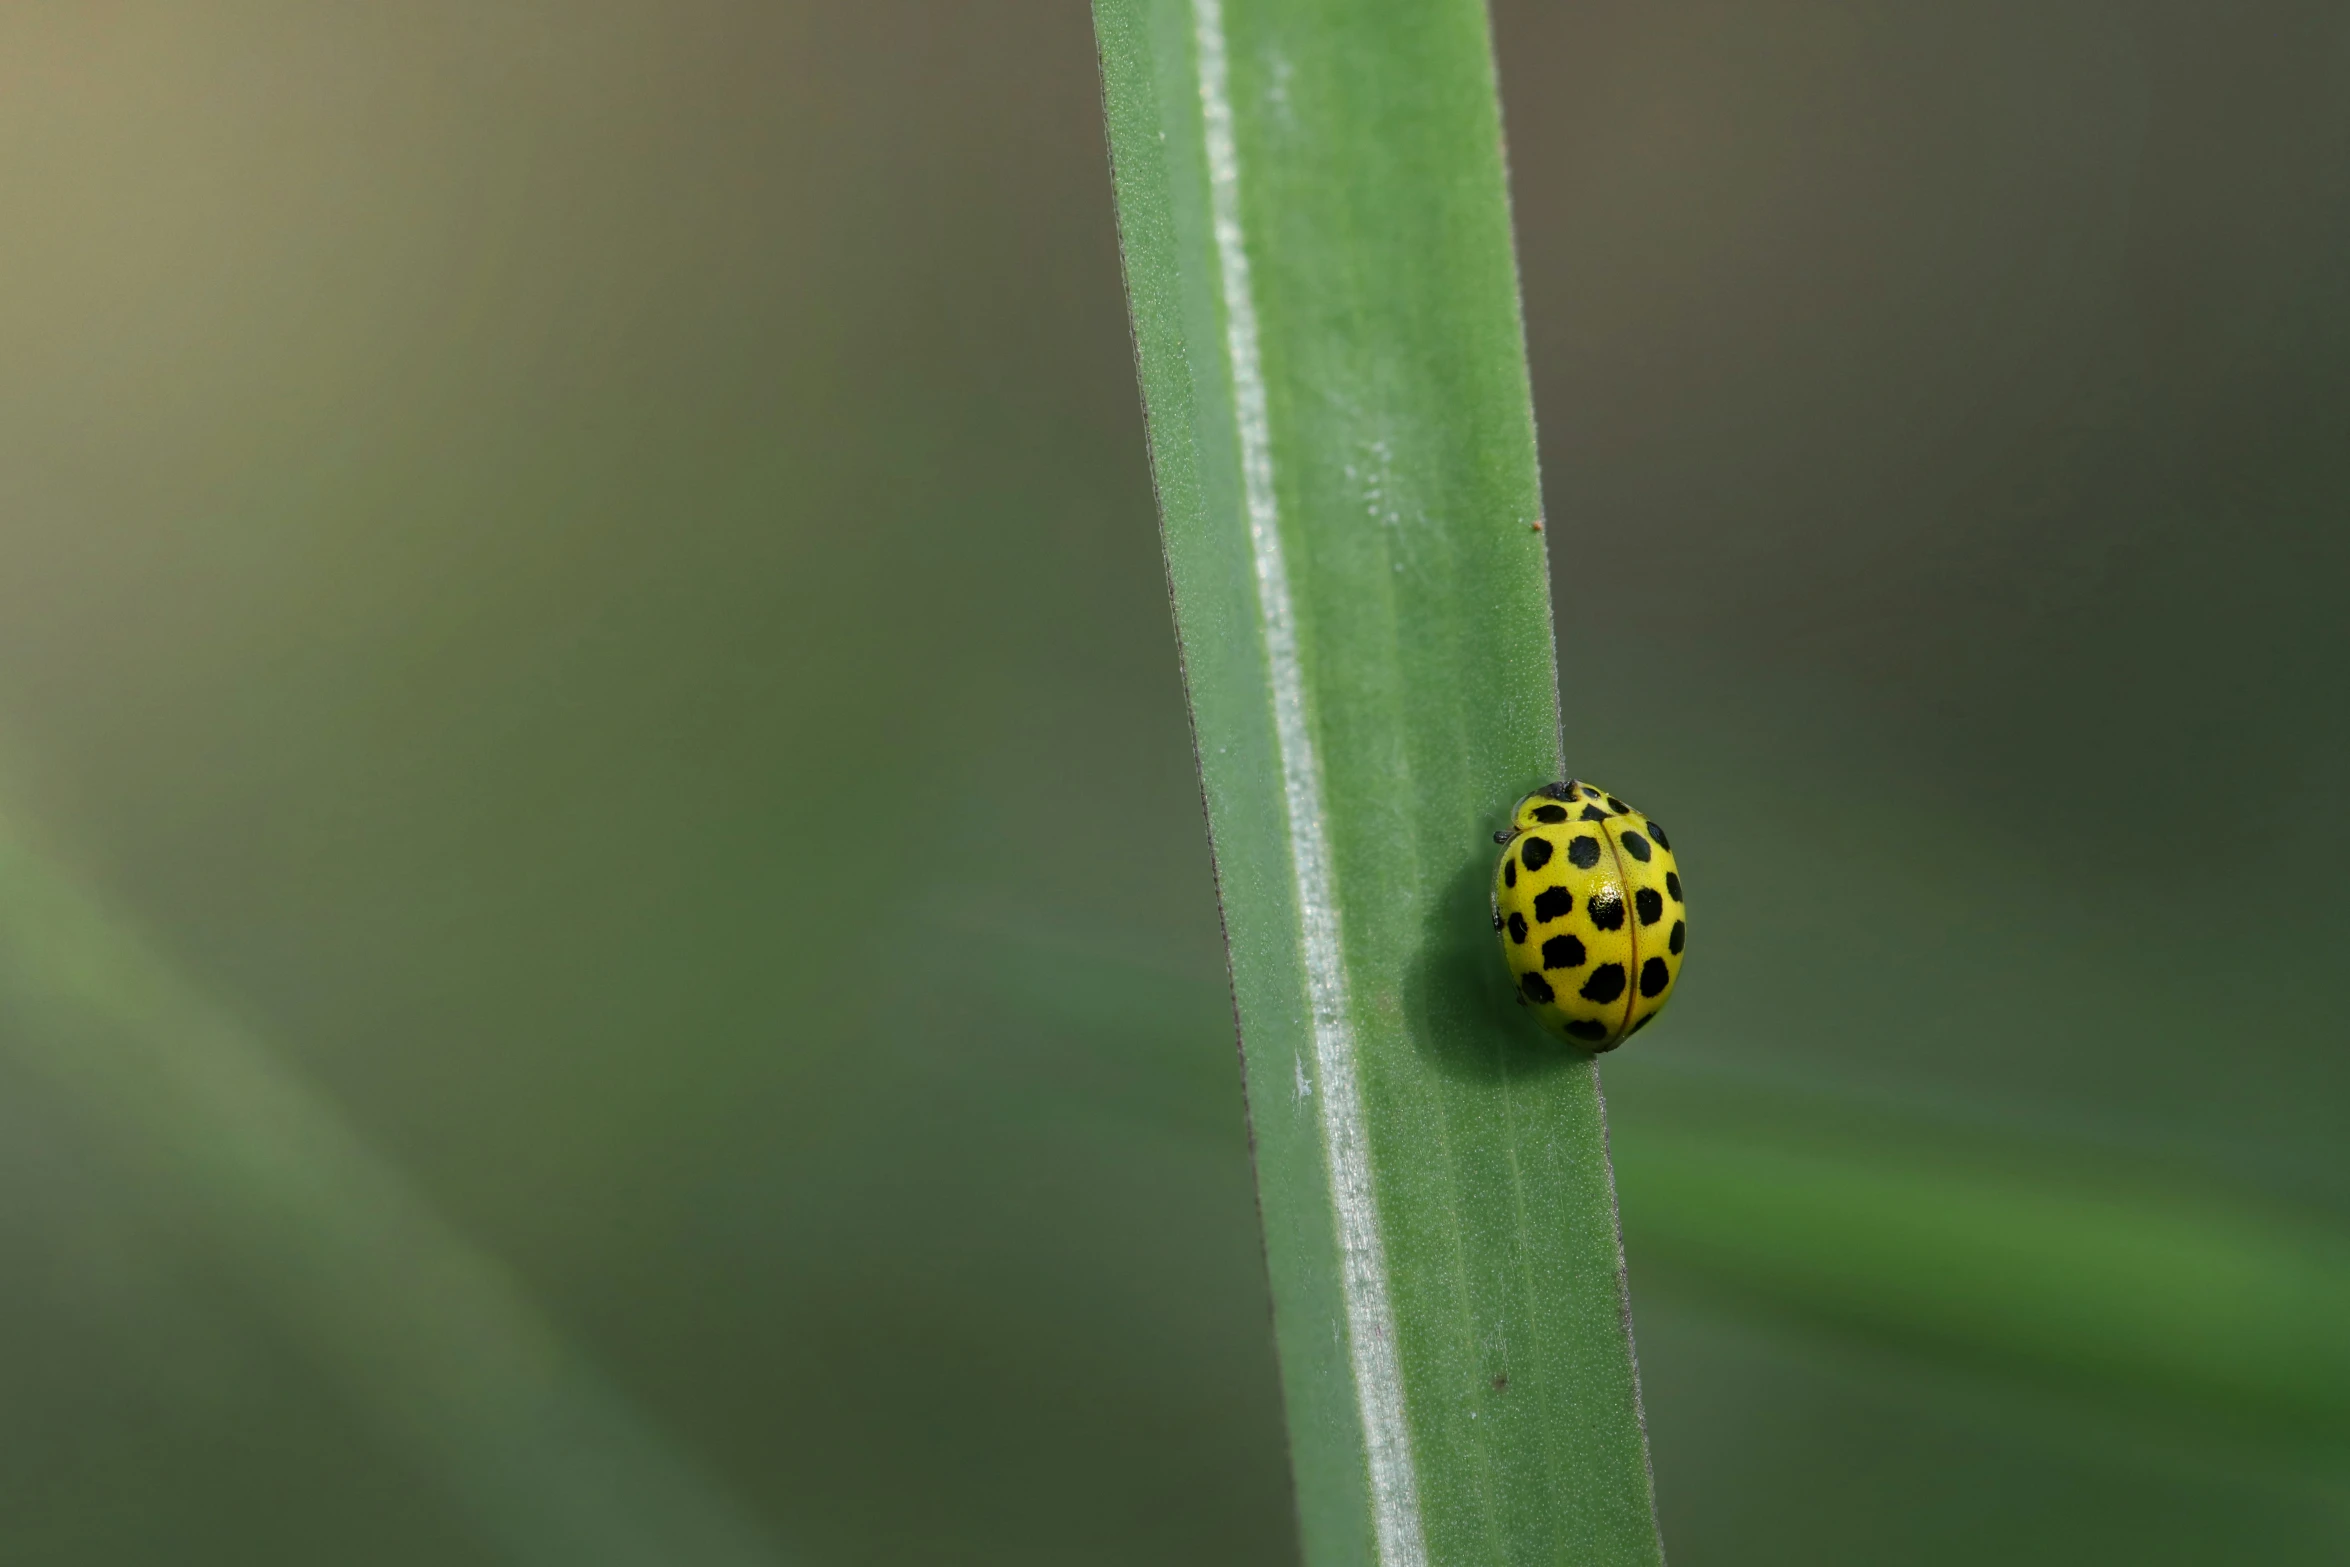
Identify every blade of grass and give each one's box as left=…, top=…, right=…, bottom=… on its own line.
left=1092, top=3, right=1665, bottom=1563
left=1613, top=1121, right=2350, bottom=1446
left=0, top=801, right=787, bottom=1567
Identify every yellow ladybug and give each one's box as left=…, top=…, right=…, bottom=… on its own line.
left=1491, top=780, right=1684, bottom=1051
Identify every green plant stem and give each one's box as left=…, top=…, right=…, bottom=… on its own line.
left=1092, top=2, right=1666, bottom=1562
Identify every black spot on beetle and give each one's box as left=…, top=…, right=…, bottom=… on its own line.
left=1566, top=1019, right=1610, bottom=1043
left=1520, top=836, right=1554, bottom=871
left=1619, top=830, right=1652, bottom=862
left=1541, top=933, right=1587, bottom=970
left=1519, top=970, right=1554, bottom=1004
left=1532, top=803, right=1568, bottom=824
left=1540, top=781, right=1576, bottom=800
left=1669, top=919, right=1685, bottom=955
left=1647, top=820, right=1670, bottom=850
left=1532, top=885, right=1574, bottom=923
left=1640, top=957, right=1671, bottom=997
left=1507, top=912, right=1528, bottom=944
left=1606, top=794, right=1630, bottom=814
left=1581, top=804, right=1610, bottom=821
left=1566, top=835, right=1603, bottom=869
left=1587, top=888, right=1625, bottom=930
left=1635, top=887, right=1664, bottom=925
left=1579, top=964, right=1626, bottom=1004
left=1504, top=860, right=1516, bottom=888
left=1666, top=870, right=1683, bottom=902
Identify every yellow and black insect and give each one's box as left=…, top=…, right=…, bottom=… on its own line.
left=1491, top=780, right=1684, bottom=1051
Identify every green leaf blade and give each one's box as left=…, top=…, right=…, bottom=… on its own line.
left=1095, top=2, right=1667, bottom=1564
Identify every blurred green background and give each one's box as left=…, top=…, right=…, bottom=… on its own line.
left=0, top=3, right=2344, bottom=1562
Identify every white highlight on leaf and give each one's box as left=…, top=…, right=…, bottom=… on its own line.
left=1188, top=4, right=1427, bottom=1562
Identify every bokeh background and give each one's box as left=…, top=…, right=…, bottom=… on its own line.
left=0, top=3, right=2345, bottom=1562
